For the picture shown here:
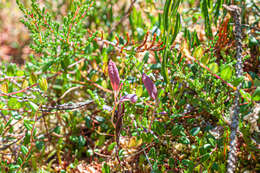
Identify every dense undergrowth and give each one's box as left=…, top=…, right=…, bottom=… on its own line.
left=0, top=0, right=259, bottom=172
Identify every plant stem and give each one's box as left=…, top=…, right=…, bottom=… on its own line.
left=223, top=4, right=243, bottom=173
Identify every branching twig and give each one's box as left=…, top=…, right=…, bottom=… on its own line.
left=223, top=4, right=243, bottom=173
left=40, top=100, right=93, bottom=112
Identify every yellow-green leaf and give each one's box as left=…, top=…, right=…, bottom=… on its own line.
left=29, top=101, right=39, bottom=112
left=193, top=46, right=204, bottom=60
left=29, top=73, right=37, bottom=84
left=22, top=80, right=29, bottom=89
left=1, top=82, right=8, bottom=93
left=208, top=63, right=219, bottom=74
left=252, top=87, right=260, bottom=101
left=128, top=136, right=137, bottom=148
left=101, top=80, right=108, bottom=89
left=21, top=145, right=28, bottom=155
left=39, top=77, right=48, bottom=92
left=201, top=55, right=210, bottom=65
left=136, top=85, right=143, bottom=97
left=221, top=65, right=233, bottom=81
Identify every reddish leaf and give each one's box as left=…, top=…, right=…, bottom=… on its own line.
left=108, top=60, right=120, bottom=91
left=142, top=73, right=157, bottom=100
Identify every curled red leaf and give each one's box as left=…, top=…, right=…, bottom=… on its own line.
left=108, top=60, right=120, bottom=91
left=142, top=73, right=157, bottom=100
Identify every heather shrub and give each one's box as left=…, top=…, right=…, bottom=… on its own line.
left=0, top=0, right=259, bottom=172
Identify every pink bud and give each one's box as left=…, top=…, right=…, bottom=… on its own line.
left=120, top=94, right=138, bottom=103
left=142, top=73, right=157, bottom=100
left=108, top=60, right=120, bottom=91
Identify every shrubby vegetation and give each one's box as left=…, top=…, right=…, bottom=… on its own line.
left=0, top=0, right=259, bottom=172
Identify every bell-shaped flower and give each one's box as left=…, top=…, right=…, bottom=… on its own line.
left=142, top=73, right=157, bottom=100
left=108, top=60, right=120, bottom=92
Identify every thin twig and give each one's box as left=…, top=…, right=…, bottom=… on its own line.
left=57, top=86, right=85, bottom=101
left=40, top=100, right=93, bottom=112
left=223, top=4, right=243, bottom=173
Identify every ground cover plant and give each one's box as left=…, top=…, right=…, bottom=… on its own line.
left=0, top=0, right=259, bottom=172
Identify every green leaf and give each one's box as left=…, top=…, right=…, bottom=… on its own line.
left=208, top=63, right=219, bottom=74
left=22, top=80, right=29, bottom=89
left=136, top=85, right=143, bottom=97
left=96, top=135, right=105, bottom=146
left=212, top=162, right=219, bottom=171
left=85, top=116, right=92, bottom=128
left=190, top=127, right=200, bottom=136
left=54, top=126, right=61, bottom=134
left=16, top=70, right=24, bottom=76
left=182, top=159, right=194, bottom=168
left=8, top=98, right=21, bottom=109
left=220, top=65, right=233, bottom=81
left=7, top=63, right=15, bottom=76
left=170, top=12, right=181, bottom=44
left=193, top=46, right=204, bottom=60
left=203, top=144, right=211, bottom=150
left=17, top=157, right=23, bottom=165
left=78, top=135, right=86, bottom=147
left=201, top=0, right=212, bottom=38
left=201, top=153, right=210, bottom=162
left=29, top=72, right=38, bottom=84
left=232, top=76, right=244, bottom=87
left=29, top=101, right=39, bottom=112
left=179, top=136, right=190, bottom=144
left=254, top=79, right=260, bottom=87
left=36, top=141, right=44, bottom=150
left=9, top=164, right=20, bottom=171
left=42, top=61, right=54, bottom=72
left=138, top=51, right=150, bottom=71
left=39, top=77, right=48, bottom=92
left=24, top=120, right=33, bottom=130
left=201, top=55, right=210, bottom=65
left=172, top=124, right=184, bottom=136
left=163, top=0, right=171, bottom=31
left=61, top=56, right=70, bottom=71
left=108, top=142, right=116, bottom=152
left=252, top=87, right=260, bottom=101
left=240, top=90, right=251, bottom=101
left=102, top=163, right=110, bottom=173
left=150, top=63, right=161, bottom=69
left=149, top=147, right=156, bottom=158
left=95, top=116, right=105, bottom=123
left=1, top=82, right=8, bottom=93
left=21, top=145, right=29, bottom=155
left=249, top=36, right=258, bottom=47
left=169, top=158, right=175, bottom=168
left=4, top=117, right=13, bottom=129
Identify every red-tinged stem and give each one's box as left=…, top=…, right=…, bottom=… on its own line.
left=0, top=83, right=38, bottom=97
left=183, top=46, right=250, bottom=102
left=0, top=58, right=86, bottom=97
